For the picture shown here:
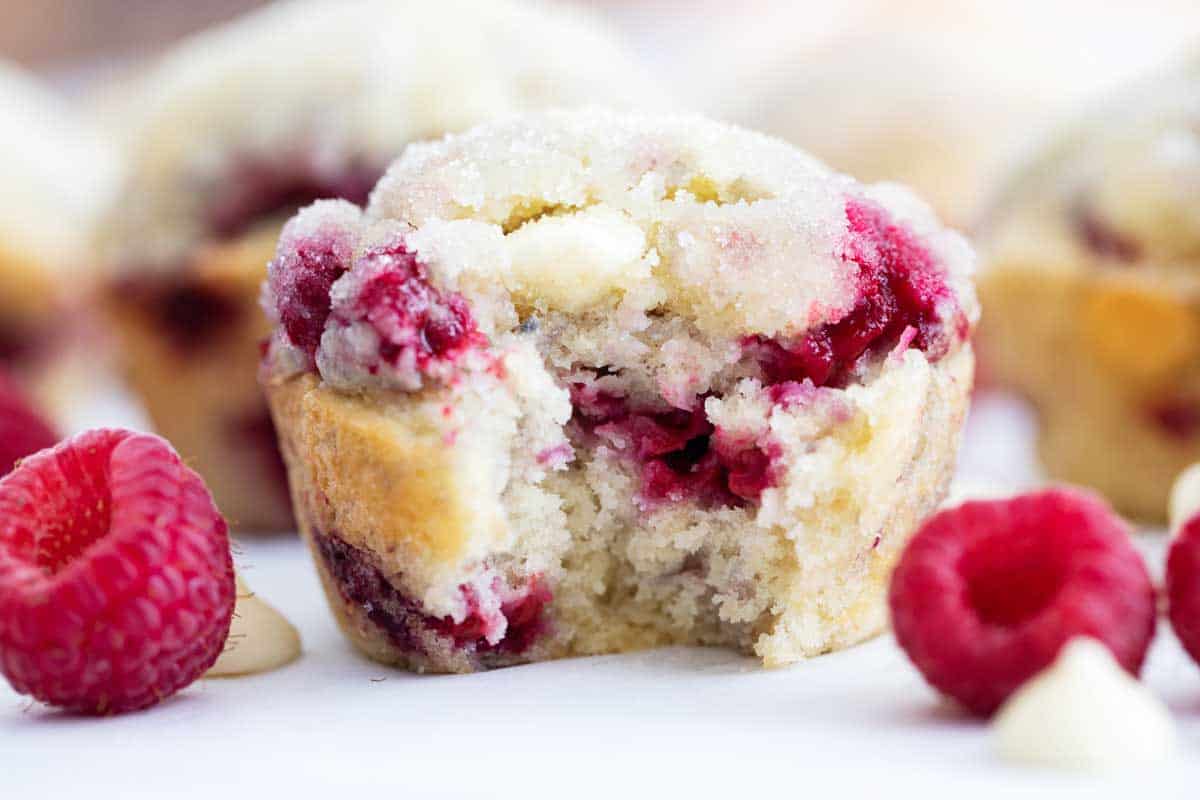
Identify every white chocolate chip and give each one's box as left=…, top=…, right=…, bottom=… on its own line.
left=1169, top=462, right=1200, bottom=532
left=504, top=206, right=652, bottom=313
left=207, top=575, right=302, bottom=678
left=993, top=638, right=1175, bottom=771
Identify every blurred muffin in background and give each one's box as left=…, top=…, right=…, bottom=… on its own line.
left=0, top=60, right=116, bottom=417
left=977, top=54, right=1200, bottom=521
left=707, top=0, right=1200, bottom=226
left=96, top=0, right=663, bottom=533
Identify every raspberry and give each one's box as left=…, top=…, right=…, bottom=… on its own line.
left=1167, top=515, right=1200, bottom=670
left=744, top=198, right=966, bottom=389
left=0, top=429, right=235, bottom=714
left=269, top=231, right=354, bottom=360
left=314, top=530, right=549, bottom=657
left=568, top=384, right=781, bottom=509
left=430, top=577, right=552, bottom=655
left=0, top=371, right=58, bottom=476
left=888, top=488, right=1156, bottom=717
left=350, top=241, right=486, bottom=372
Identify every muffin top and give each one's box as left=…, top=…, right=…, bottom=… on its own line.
left=264, top=109, right=977, bottom=392
left=0, top=61, right=115, bottom=272
left=99, top=0, right=660, bottom=272
left=706, top=0, right=1200, bottom=227
left=984, top=54, right=1200, bottom=271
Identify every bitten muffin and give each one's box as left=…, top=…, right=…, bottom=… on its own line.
left=261, top=109, right=978, bottom=673
left=978, top=56, right=1200, bottom=521
left=96, top=0, right=658, bottom=531
left=0, top=61, right=115, bottom=414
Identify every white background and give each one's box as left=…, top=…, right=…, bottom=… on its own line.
left=7, top=3, right=1200, bottom=795
left=4, top=390, right=1199, bottom=798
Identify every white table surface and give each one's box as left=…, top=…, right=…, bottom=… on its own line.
left=12, top=4, right=1200, bottom=795
left=4, top=387, right=1199, bottom=798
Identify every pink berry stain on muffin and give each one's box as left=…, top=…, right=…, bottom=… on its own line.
left=1072, top=198, right=1142, bottom=264
left=268, top=225, right=357, bottom=362
left=271, top=233, right=487, bottom=381
left=343, top=241, right=487, bottom=376
left=266, top=198, right=968, bottom=661
left=745, top=198, right=965, bottom=389
left=122, top=156, right=383, bottom=355
left=554, top=197, right=965, bottom=513
left=314, top=529, right=549, bottom=658
left=568, top=386, right=781, bottom=509
left=1148, top=397, right=1200, bottom=441
left=261, top=111, right=979, bottom=671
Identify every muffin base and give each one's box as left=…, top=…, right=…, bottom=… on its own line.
left=267, top=346, right=973, bottom=673
left=978, top=263, right=1200, bottom=522
left=106, top=233, right=293, bottom=532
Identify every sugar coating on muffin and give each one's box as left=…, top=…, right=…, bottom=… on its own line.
left=978, top=56, right=1200, bottom=520
left=99, top=0, right=661, bottom=271
left=96, top=0, right=660, bottom=531
left=263, top=110, right=977, bottom=671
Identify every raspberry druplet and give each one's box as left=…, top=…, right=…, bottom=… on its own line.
left=0, top=429, right=236, bottom=714
left=888, top=488, right=1156, bottom=717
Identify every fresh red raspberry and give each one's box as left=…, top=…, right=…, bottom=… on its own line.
left=0, top=371, right=58, bottom=476
left=0, top=429, right=236, bottom=714
left=888, top=488, right=1156, bottom=717
left=1167, top=515, right=1200, bottom=669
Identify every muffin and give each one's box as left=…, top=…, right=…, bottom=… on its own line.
left=97, top=0, right=659, bottom=531
left=709, top=0, right=1200, bottom=226
left=977, top=56, right=1200, bottom=521
left=0, top=61, right=115, bottom=414
left=261, top=110, right=978, bottom=673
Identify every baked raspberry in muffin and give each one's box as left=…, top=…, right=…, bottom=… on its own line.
left=97, top=0, right=658, bottom=531
left=262, top=110, right=978, bottom=672
left=0, top=61, right=115, bottom=414
left=977, top=56, right=1200, bottom=521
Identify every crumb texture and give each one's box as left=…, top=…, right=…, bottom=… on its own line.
left=263, top=110, right=977, bottom=672
left=95, top=0, right=661, bottom=531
